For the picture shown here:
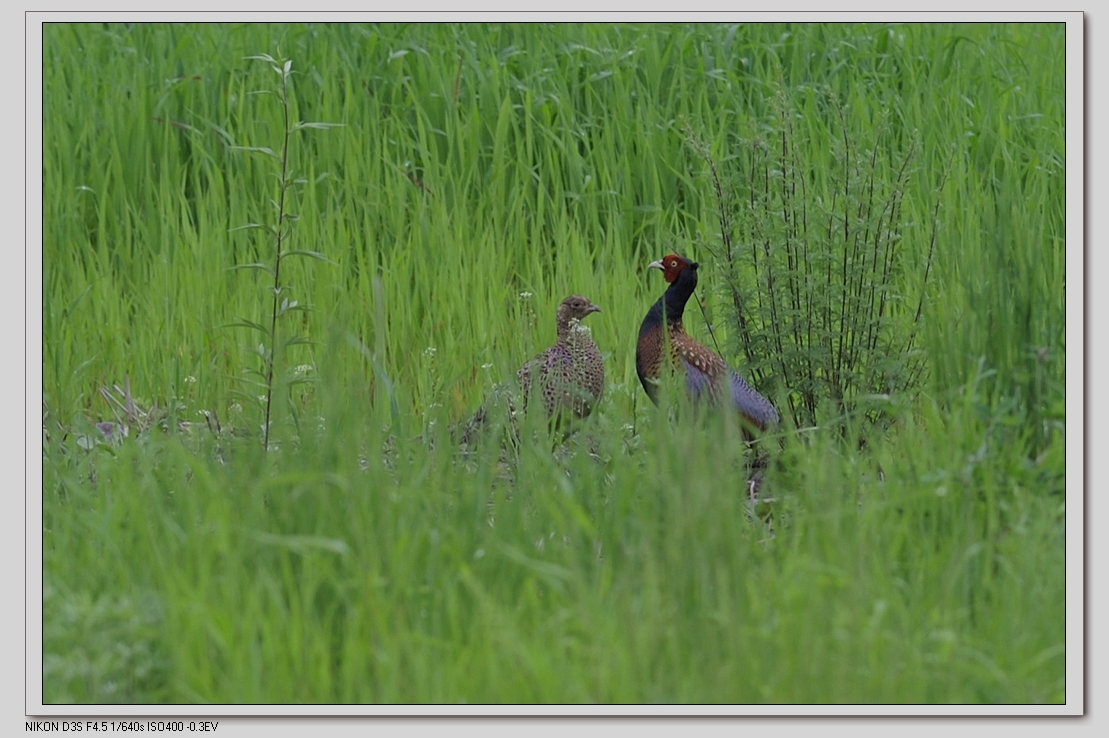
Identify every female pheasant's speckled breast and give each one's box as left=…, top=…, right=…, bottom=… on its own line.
left=535, top=321, right=604, bottom=419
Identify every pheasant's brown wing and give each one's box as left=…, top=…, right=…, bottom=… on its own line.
left=672, top=332, right=725, bottom=397
left=673, top=331, right=777, bottom=430
left=635, top=321, right=665, bottom=405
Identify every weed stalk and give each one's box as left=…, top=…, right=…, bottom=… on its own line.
left=228, top=54, right=340, bottom=450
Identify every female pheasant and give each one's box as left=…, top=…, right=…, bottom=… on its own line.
left=459, top=295, right=604, bottom=444
left=517, top=294, right=605, bottom=426
left=636, top=254, right=779, bottom=431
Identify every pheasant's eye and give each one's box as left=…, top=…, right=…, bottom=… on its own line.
left=670, top=260, right=678, bottom=268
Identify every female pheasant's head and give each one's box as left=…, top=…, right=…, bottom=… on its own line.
left=555, top=295, right=602, bottom=337
left=557, top=295, right=602, bottom=322
left=648, top=253, right=698, bottom=284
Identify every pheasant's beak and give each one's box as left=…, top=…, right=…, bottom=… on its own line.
left=586, top=303, right=602, bottom=315
left=648, top=259, right=664, bottom=272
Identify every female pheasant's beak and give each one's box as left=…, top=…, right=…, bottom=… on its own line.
left=576, top=299, right=603, bottom=317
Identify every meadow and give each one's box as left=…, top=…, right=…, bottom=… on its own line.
left=40, top=22, right=1066, bottom=704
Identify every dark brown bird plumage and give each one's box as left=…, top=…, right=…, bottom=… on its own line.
left=636, top=254, right=779, bottom=431
left=460, top=295, right=604, bottom=444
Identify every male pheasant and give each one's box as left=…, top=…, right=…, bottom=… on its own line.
left=459, top=295, right=604, bottom=444
left=636, top=254, right=779, bottom=431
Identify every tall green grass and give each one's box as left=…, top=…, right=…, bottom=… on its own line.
left=41, top=22, right=1066, bottom=704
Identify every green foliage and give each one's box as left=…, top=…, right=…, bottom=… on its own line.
left=41, top=377, right=1065, bottom=703
left=226, top=53, right=340, bottom=449
left=687, top=90, right=934, bottom=431
left=43, top=582, right=168, bottom=703
left=41, top=22, right=1066, bottom=704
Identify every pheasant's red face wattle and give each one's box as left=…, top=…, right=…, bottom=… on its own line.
left=650, top=253, right=692, bottom=284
